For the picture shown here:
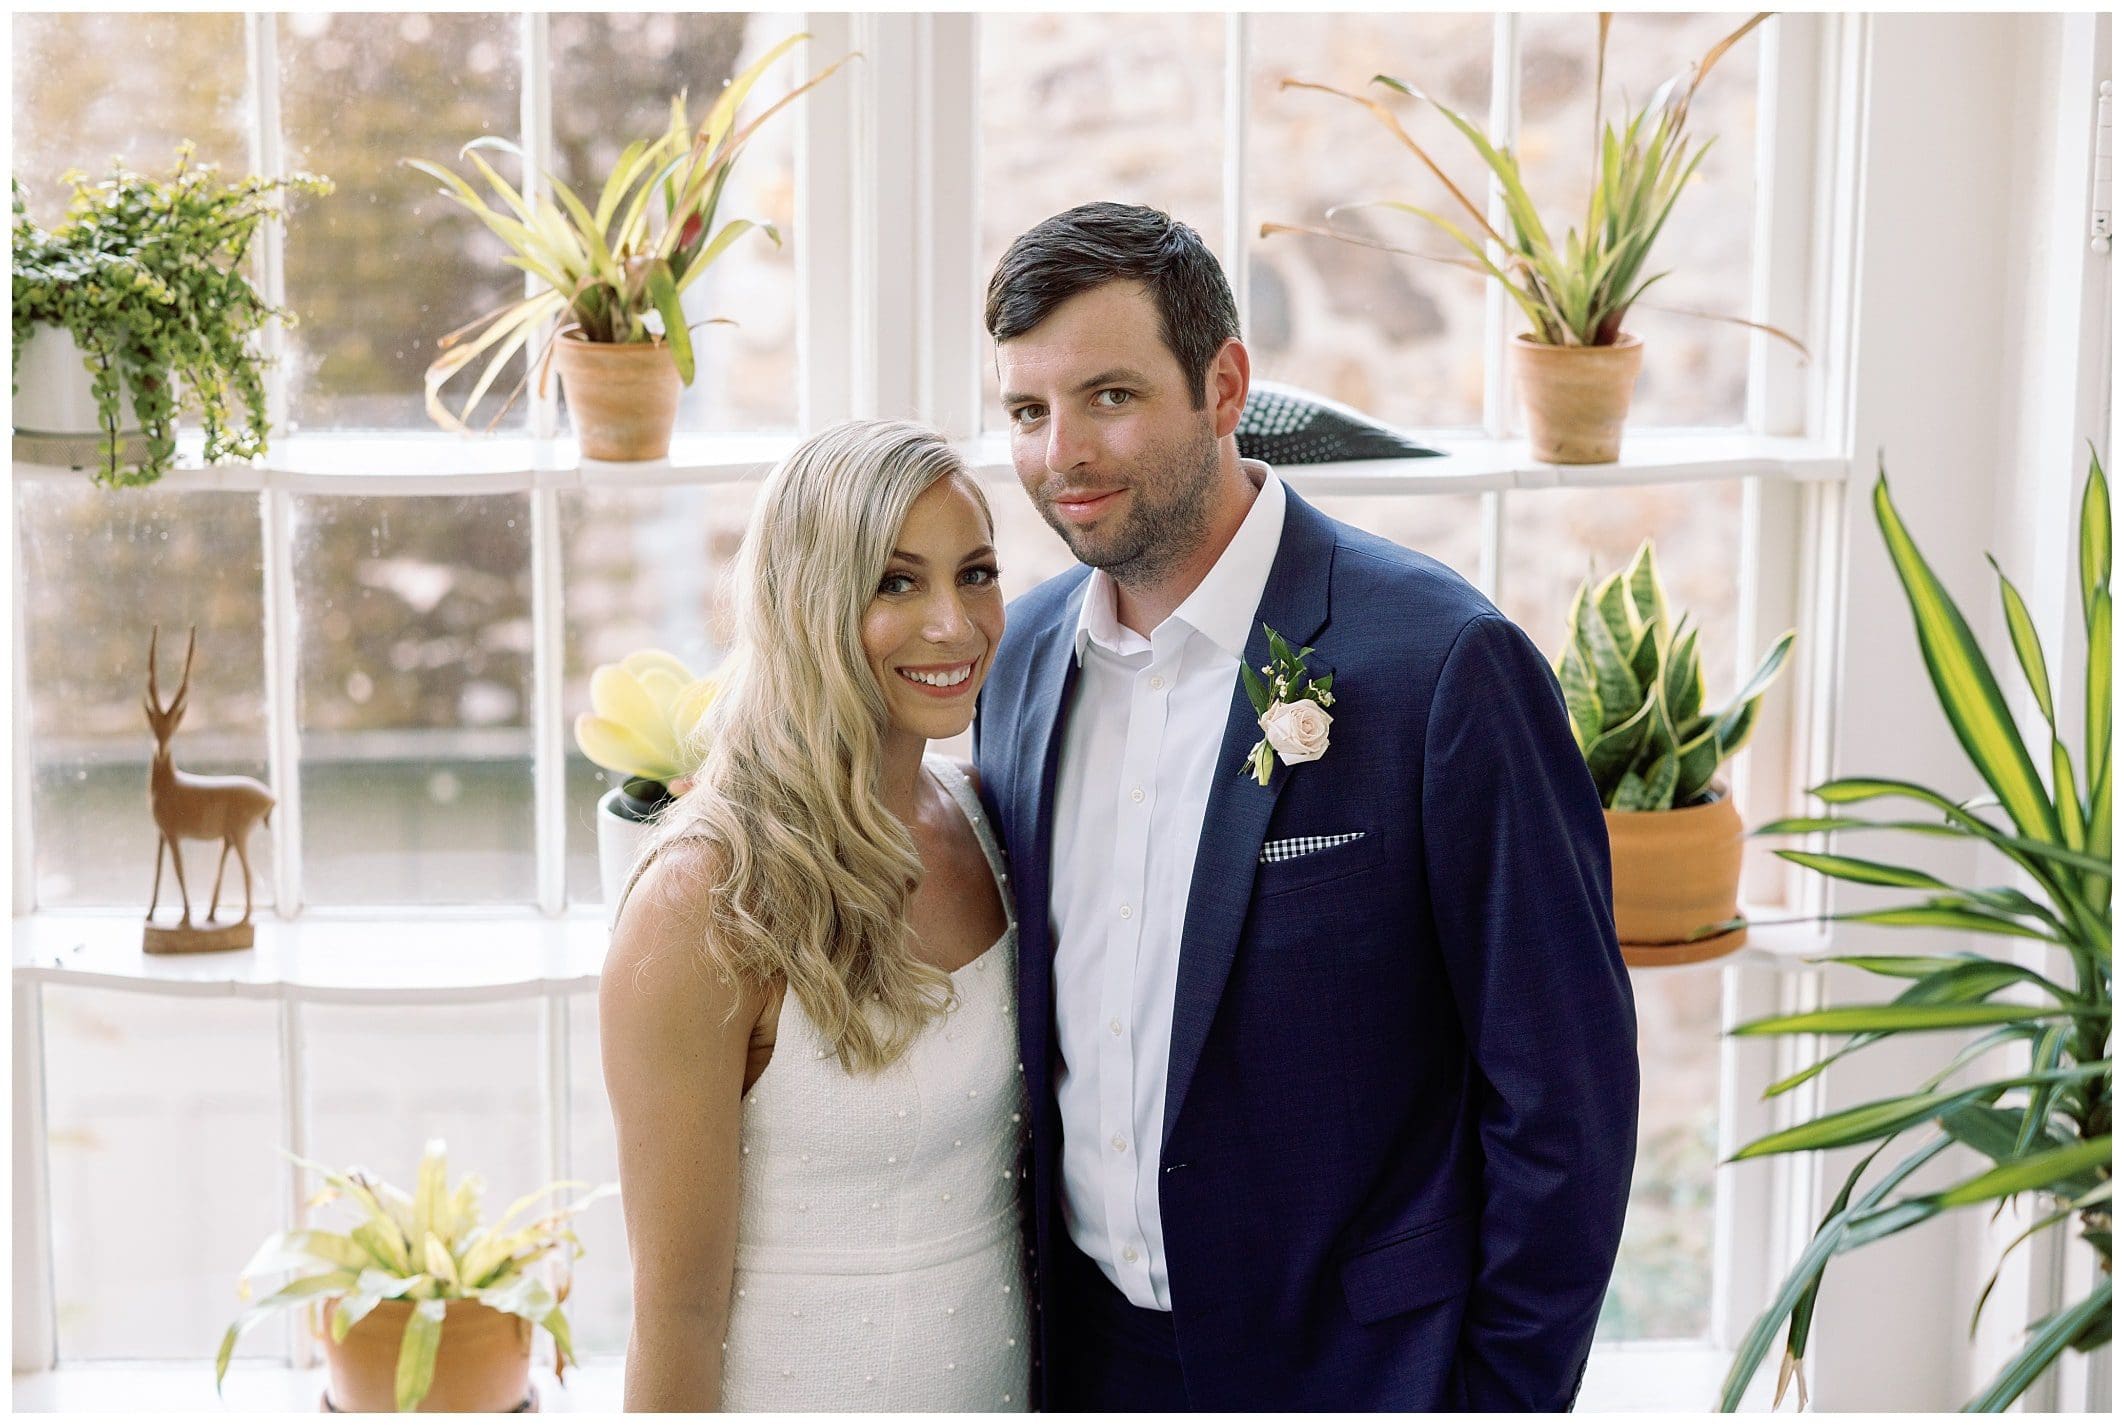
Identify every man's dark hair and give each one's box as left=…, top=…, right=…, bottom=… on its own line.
left=985, top=202, right=1240, bottom=410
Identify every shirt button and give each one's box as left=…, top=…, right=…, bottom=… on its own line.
left=1109, top=1018, right=1123, bottom=1036
left=1119, top=904, right=1132, bottom=920
left=1112, top=1134, right=1128, bottom=1153
left=1149, top=675, right=1166, bottom=690
left=1122, top=1245, right=1140, bottom=1264
left=1130, top=787, right=1145, bottom=803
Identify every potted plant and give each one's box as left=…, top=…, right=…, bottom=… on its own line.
left=1718, top=450, right=2110, bottom=1412
left=1556, top=539, right=1795, bottom=965
left=216, top=1140, right=614, bottom=1413
left=407, top=33, right=850, bottom=461
left=1264, top=13, right=1804, bottom=463
left=11, top=144, right=329, bottom=487
left=574, top=648, right=717, bottom=907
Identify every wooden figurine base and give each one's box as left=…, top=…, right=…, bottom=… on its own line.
left=143, top=917, right=256, bottom=953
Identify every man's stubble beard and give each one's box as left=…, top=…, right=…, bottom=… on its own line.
left=1041, top=417, right=1222, bottom=591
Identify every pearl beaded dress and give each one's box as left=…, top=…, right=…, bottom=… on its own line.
left=717, top=756, right=1031, bottom=1411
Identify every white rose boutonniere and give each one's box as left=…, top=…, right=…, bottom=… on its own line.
left=1238, top=624, right=1335, bottom=786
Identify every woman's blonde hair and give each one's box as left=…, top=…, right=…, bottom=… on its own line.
left=642, top=419, right=993, bottom=1072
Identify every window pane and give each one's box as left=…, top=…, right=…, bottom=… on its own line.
left=568, top=992, right=629, bottom=1356
left=550, top=11, right=802, bottom=436
left=977, top=13, right=1227, bottom=432
left=1247, top=13, right=1492, bottom=431
left=303, top=1000, right=546, bottom=1251
left=294, top=494, right=534, bottom=905
left=1598, top=963, right=1721, bottom=1342
left=43, top=989, right=286, bottom=1361
left=17, top=483, right=272, bottom=911
left=11, top=12, right=249, bottom=222
left=1499, top=481, right=1743, bottom=679
left=559, top=482, right=760, bottom=906
left=1515, top=13, right=1761, bottom=429
left=280, top=12, right=522, bottom=432
left=1301, top=490, right=1486, bottom=586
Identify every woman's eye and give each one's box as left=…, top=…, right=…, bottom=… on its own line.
left=961, top=564, right=1002, bottom=587
left=879, top=572, right=916, bottom=595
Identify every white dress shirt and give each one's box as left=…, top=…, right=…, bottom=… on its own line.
left=1050, top=459, right=1287, bottom=1310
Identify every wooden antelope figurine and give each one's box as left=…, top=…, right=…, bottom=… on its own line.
left=144, top=625, right=276, bottom=951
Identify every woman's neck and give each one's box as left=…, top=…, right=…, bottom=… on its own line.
left=878, top=726, right=928, bottom=823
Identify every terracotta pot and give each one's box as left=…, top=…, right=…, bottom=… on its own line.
left=1510, top=331, right=1644, bottom=464
left=549, top=332, right=682, bottom=461
left=1604, top=779, right=1748, bottom=967
left=321, top=1296, right=533, bottom=1413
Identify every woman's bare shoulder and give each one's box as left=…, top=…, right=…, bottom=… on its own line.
left=602, top=839, right=755, bottom=1026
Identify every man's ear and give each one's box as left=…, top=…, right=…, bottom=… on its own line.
left=1207, top=337, right=1251, bottom=441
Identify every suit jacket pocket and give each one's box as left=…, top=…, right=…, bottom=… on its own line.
left=1252, top=830, right=1387, bottom=901
left=1340, top=1210, right=1477, bottom=1325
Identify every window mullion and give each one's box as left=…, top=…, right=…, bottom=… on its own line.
left=522, top=11, right=558, bottom=443
left=919, top=12, right=980, bottom=438
left=278, top=999, right=314, bottom=1369
left=1478, top=490, right=1505, bottom=604
left=14, top=552, right=35, bottom=914
left=1225, top=13, right=1250, bottom=334
left=1483, top=13, right=1519, bottom=440
left=11, top=984, right=56, bottom=1370
left=521, top=11, right=566, bottom=916
left=1749, top=14, right=1823, bottom=438
left=798, top=11, right=866, bottom=426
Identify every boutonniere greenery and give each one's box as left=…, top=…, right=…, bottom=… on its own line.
left=1239, top=624, right=1335, bottom=786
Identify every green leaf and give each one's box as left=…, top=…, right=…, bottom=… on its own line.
left=2014, top=1025, right=2072, bottom=1159
left=1964, top=1276, right=2110, bottom=1411
left=331, top=1293, right=382, bottom=1343
left=2088, top=585, right=2111, bottom=803
left=1730, top=1066, right=2102, bottom=1160
left=1240, top=660, right=1271, bottom=716
left=1872, top=472, right=2060, bottom=845
left=2080, top=446, right=2110, bottom=632
left=1731, top=1002, right=2080, bottom=1037
left=1558, top=641, right=1603, bottom=741
left=1932, top=1136, right=2112, bottom=1207
left=1576, top=585, right=1642, bottom=719
left=1987, top=555, right=2055, bottom=727
left=1773, top=850, right=1951, bottom=891
left=396, top=1297, right=448, bottom=1413
left=643, top=260, right=693, bottom=385
left=1662, top=625, right=1704, bottom=725
left=215, top=1271, right=358, bottom=1393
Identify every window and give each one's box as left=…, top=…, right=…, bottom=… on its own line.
left=14, top=11, right=1845, bottom=1387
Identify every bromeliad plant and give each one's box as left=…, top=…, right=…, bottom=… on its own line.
left=216, top=1141, right=615, bottom=1413
left=11, top=145, right=330, bottom=486
left=1558, top=540, right=1795, bottom=810
left=1264, top=12, right=1802, bottom=354
left=574, top=648, right=718, bottom=811
left=1718, top=450, right=2112, bottom=1412
left=407, top=33, right=849, bottom=434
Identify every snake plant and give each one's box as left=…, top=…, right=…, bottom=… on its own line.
left=1719, top=450, right=2111, bottom=1411
left=1557, top=539, right=1796, bottom=811
left=216, top=1140, right=615, bottom=1412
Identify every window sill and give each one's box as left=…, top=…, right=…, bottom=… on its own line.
left=13, top=1342, right=1769, bottom=1412
left=13, top=902, right=1829, bottom=1003
left=13, top=427, right=1849, bottom=496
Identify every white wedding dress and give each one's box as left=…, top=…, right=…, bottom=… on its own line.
left=715, top=755, right=1032, bottom=1411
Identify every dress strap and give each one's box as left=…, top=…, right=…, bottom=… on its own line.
left=924, top=753, right=1009, bottom=894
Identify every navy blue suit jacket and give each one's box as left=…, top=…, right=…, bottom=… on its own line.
left=973, top=487, right=1639, bottom=1410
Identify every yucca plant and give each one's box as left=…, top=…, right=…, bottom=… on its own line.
left=216, top=1140, right=616, bottom=1412
left=1718, top=450, right=2111, bottom=1412
left=1558, top=539, right=1796, bottom=810
left=406, top=32, right=850, bottom=434
left=1264, top=12, right=1802, bottom=354
left=574, top=647, right=717, bottom=811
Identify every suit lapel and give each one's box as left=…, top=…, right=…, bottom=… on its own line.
left=1014, top=576, right=1089, bottom=1116
left=1162, top=491, right=1337, bottom=1145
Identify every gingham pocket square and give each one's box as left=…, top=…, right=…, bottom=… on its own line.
left=1259, top=832, right=1367, bottom=865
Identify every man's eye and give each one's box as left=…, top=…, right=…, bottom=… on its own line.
left=1093, top=389, right=1132, bottom=408
left=1010, top=405, right=1044, bottom=425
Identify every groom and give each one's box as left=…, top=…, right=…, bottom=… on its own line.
left=972, top=203, right=1640, bottom=1411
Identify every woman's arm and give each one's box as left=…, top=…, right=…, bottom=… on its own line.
left=600, top=842, right=761, bottom=1412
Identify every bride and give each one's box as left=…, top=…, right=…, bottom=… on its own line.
left=600, top=420, right=1030, bottom=1411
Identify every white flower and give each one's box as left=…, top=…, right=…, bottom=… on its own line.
left=1258, top=699, right=1332, bottom=765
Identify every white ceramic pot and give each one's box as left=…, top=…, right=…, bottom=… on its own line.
left=14, top=323, right=139, bottom=436
left=597, top=786, right=663, bottom=915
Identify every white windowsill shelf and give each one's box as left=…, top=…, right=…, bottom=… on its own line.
left=13, top=427, right=1850, bottom=496
left=12, top=903, right=1829, bottom=1003
left=12, top=1341, right=1769, bottom=1413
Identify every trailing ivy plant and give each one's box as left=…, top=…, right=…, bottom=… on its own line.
left=1718, top=450, right=2111, bottom=1412
left=11, top=144, right=329, bottom=487
left=1557, top=539, right=1796, bottom=810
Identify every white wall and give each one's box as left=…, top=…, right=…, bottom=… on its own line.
left=1801, top=12, right=2110, bottom=1412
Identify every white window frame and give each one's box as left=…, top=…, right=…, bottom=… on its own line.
left=11, top=12, right=1871, bottom=1402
